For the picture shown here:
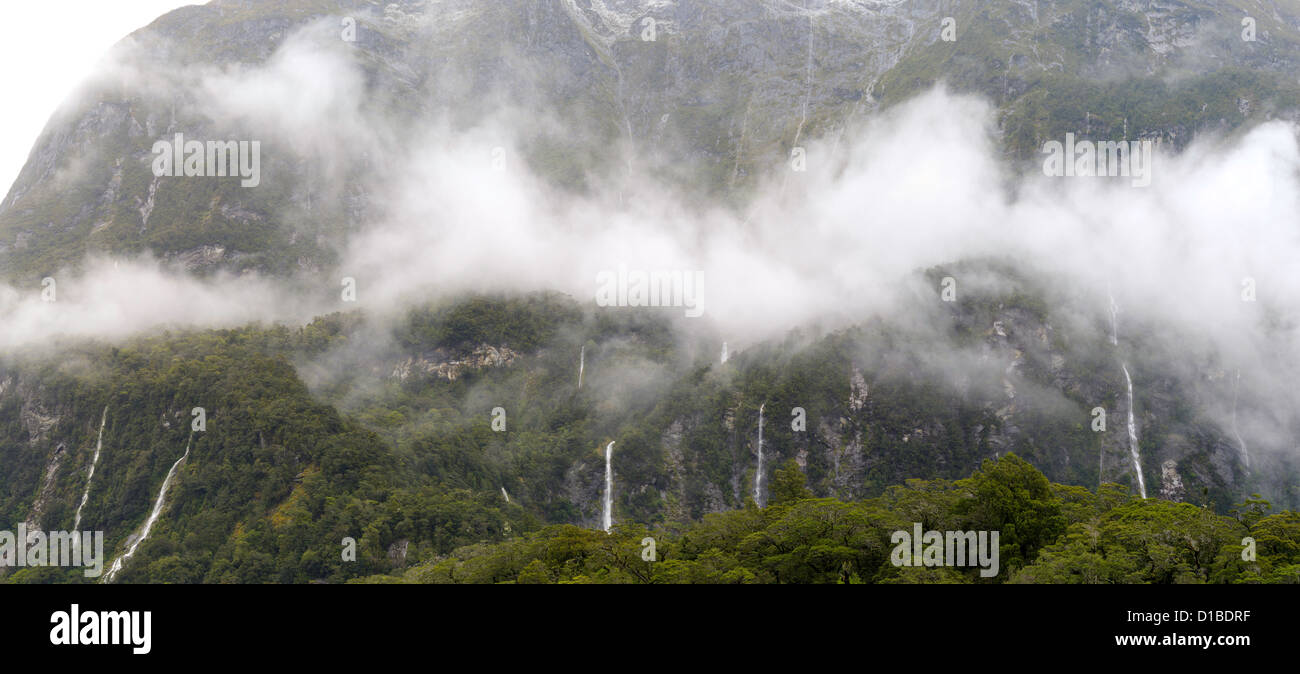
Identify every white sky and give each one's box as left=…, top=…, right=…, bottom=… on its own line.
left=0, top=0, right=197, bottom=200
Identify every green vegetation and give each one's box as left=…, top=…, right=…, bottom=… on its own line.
left=1, top=284, right=1293, bottom=584
left=358, top=456, right=1300, bottom=584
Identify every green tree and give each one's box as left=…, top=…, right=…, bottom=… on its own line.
left=954, top=454, right=1066, bottom=574
left=769, top=459, right=813, bottom=505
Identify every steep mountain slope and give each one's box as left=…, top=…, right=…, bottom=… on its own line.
left=1, top=0, right=1299, bottom=583
left=4, top=272, right=1295, bottom=582
left=0, top=318, right=530, bottom=583
left=3, top=0, right=1299, bottom=279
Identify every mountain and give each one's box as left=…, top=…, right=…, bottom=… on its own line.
left=3, top=0, right=1299, bottom=279
left=1, top=0, right=1299, bottom=584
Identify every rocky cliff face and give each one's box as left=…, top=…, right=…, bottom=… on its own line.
left=3, top=0, right=1298, bottom=280
left=0, top=277, right=1293, bottom=581
left=1, top=1, right=1298, bottom=579
left=510, top=263, right=1294, bottom=526
left=388, top=345, right=519, bottom=382
left=0, top=369, right=81, bottom=543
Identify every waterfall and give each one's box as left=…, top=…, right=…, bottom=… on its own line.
left=1107, top=291, right=1119, bottom=346
left=754, top=403, right=765, bottom=507
left=1108, top=290, right=1145, bottom=498
left=1102, top=290, right=1118, bottom=489
left=104, top=437, right=191, bottom=583
left=501, top=486, right=510, bottom=503
left=720, top=342, right=729, bottom=364
left=577, top=344, right=585, bottom=390
left=73, top=406, right=108, bottom=532
left=602, top=441, right=615, bottom=532
left=1121, top=365, right=1147, bottom=499
left=1232, top=369, right=1251, bottom=470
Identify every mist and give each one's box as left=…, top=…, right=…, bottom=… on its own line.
left=2, top=19, right=1298, bottom=466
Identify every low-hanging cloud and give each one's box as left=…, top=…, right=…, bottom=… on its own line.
left=3, top=21, right=1299, bottom=465
left=0, top=257, right=312, bottom=349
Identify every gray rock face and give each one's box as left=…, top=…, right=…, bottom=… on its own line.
left=388, top=345, right=519, bottom=382
left=1159, top=459, right=1186, bottom=502
left=0, top=0, right=1295, bottom=532
left=3, top=0, right=1297, bottom=279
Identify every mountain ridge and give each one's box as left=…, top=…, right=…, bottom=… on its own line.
left=1, top=0, right=1298, bottom=584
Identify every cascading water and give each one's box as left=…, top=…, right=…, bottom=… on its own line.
left=1121, top=365, right=1147, bottom=499
left=73, top=406, right=108, bottom=532
left=578, top=345, right=585, bottom=390
left=501, top=486, right=510, bottom=503
left=1232, top=369, right=1251, bottom=470
left=602, top=441, right=615, bottom=532
left=720, top=342, right=729, bottom=364
left=1108, top=292, right=1119, bottom=346
left=104, top=436, right=191, bottom=582
left=1108, top=291, right=1146, bottom=499
left=754, top=403, right=765, bottom=507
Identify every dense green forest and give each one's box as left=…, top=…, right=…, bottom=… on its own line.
left=357, top=456, right=1300, bottom=584
left=2, top=0, right=1299, bottom=588
left=2, top=285, right=1295, bottom=584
